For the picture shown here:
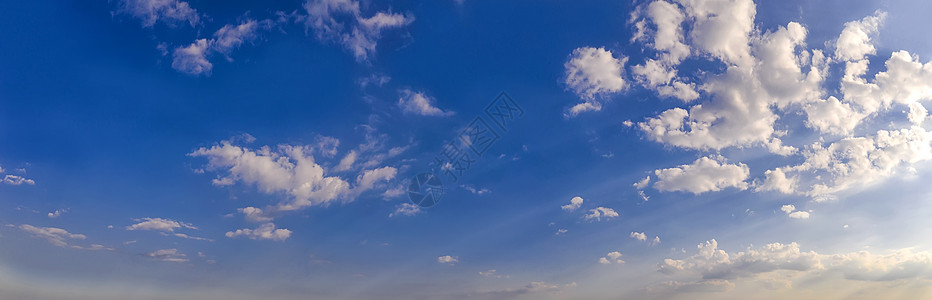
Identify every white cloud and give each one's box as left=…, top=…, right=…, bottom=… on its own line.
left=146, top=248, right=189, bottom=262
left=190, top=136, right=400, bottom=212
left=238, top=207, right=272, bottom=223
left=561, top=196, right=583, bottom=211
left=652, top=155, right=749, bottom=194
left=564, top=47, right=627, bottom=116
left=555, top=228, right=568, bottom=236
left=125, top=217, right=196, bottom=232
left=335, top=150, right=357, bottom=172
left=225, top=223, right=292, bottom=242
left=599, top=251, right=625, bottom=264
left=437, top=255, right=459, bottom=265
left=461, top=185, right=490, bottom=195
left=479, top=269, right=507, bottom=278
left=2, top=174, right=35, bottom=185
left=633, top=176, right=651, bottom=189
left=47, top=209, right=68, bottom=218
left=397, top=89, right=454, bottom=117
left=115, top=0, right=200, bottom=28
left=659, top=239, right=932, bottom=285
left=303, top=0, right=414, bottom=61
left=759, top=127, right=932, bottom=197
left=630, top=232, right=647, bottom=241
left=835, top=11, right=886, bottom=62
left=584, top=207, right=618, bottom=221
left=780, top=204, right=810, bottom=219
left=389, top=203, right=421, bottom=217
left=16, top=224, right=86, bottom=247
left=172, top=20, right=268, bottom=76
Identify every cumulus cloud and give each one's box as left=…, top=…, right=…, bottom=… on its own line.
left=564, top=47, right=627, bottom=116
left=389, top=203, right=421, bottom=217
left=47, top=209, right=68, bottom=218
left=172, top=19, right=271, bottom=75
left=437, top=255, right=459, bottom=265
left=758, top=127, right=932, bottom=197
left=584, top=207, right=618, bottom=221
left=225, top=223, right=292, bottom=241
left=189, top=136, right=397, bottom=212
left=238, top=207, right=273, bottom=223
left=397, top=89, right=454, bottom=116
left=659, top=239, right=932, bottom=286
left=835, top=11, right=886, bottom=62
left=780, top=204, right=810, bottom=219
left=599, top=251, right=625, bottom=264
left=303, top=0, right=414, bottom=61
left=652, top=155, right=749, bottom=194
left=114, top=0, right=200, bottom=28
left=125, top=217, right=196, bottom=232
left=561, top=196, right=584, bottom=211
left=630, top=231, right=647, bottom=241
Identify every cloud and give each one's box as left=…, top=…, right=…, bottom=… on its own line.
left=633, top=176, right=651, bottom=189
left=659, top=239, right=932, bottom=286
left=461, top=185, right=490, bottom=195
left=125, top=217, right=196, bottom=232
left=114, top=0, right=200, bottom=28
left=561, top=196, right=583, bottom=211
left=2, top=174, right=35, bottom=185
left=303, top=0, right=414, bottom=61
left=599, top=251, right=625, bottom=264
left=238, top=207, right=273, bottom=223
left=437, top=255, right=459, bottom=265
left=653, top=155, right=749, bottom=194
left=389, top=203, right=421, bottom=217
left=555, top=228, right=568, bottom=236
left=172, top=19, right=270, bottom=75
left=758, top=127, right=932, bottom=197
left=564, top=47, right=627, bottom=116
left=146, top=248, right=189, bottom=262
left=15, top=224, right=86, bottom=247
left=780, top=204, right=810, bottom=219
left=397, top=89, right=455, bottom=116
left=584, top=207, right=618, bottom=221
left=479, top=269, right=507, bottom=278
left=630, top=232, right=647, bottom=241
left=835, top=11, right=886, bottom=62
left=47, top=209, right=68, bottom=218
left=225, top=223, right=292, bottom=242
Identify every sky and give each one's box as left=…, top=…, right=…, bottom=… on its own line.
left=2, top=0, right=932, bottom=299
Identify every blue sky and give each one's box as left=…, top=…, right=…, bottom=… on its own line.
left=3, top=0, right=932, bottom=299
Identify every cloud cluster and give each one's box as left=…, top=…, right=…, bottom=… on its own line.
left=225, top=223, right=292, bottom=242
left=188, top=137, right=396, bottom=212
left=660, top=239, right=932, bottom=286
left=595, top=1, right=932, bottom=200
left=303, top=0, right=414, bottom=61
left=172, top=19, right=273, bottom=75
left=115, top=0, right=200, bottom=28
